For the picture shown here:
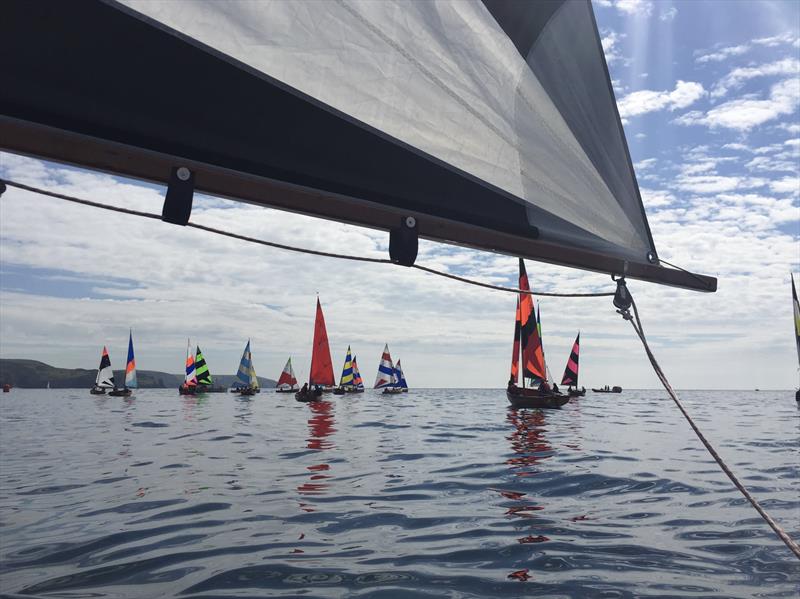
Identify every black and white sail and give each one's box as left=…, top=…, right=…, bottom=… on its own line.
left=0, top=0, right=715, bottom=291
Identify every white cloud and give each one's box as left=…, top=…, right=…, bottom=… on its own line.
left=744, top=156, right=798, bottom=173
left=769, top=176, right=800, bottom=195
left=635, top=158, right=657, bottom=170
left=601, top=30, right=626, bottom=66
left=674, top=174, right=767, bottom=194
left=614, top=0, right=653, bottom=17
left=753, top=32, right=799, bottom=48
left=617, top=80, right=705, bottom=118
left=659, top=6, right=677, bottom=22
left=695, top=44, right=750, bottom=64
left=711, top=58, right=800, bottom=99
left=675, top=78, right=800, bottom=131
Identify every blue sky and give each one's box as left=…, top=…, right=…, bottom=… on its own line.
left=0, top=0, right=798, bottom=389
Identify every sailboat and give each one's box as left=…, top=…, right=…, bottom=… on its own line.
left=792, top=274, right=800, bottom=402
left=231, top=340, right=259, bottom=395
left=506, top=259, right=568, bottom=409
left=109, top=330, right=136, bottom=396
left=195, top=346, right=226, bottom=393
left=561, top=333, right=585, bottom=397
left=275, top=357, right=299, bottom=393
left=90, top=346, right=115, bottom=395
left=375, top=345, right=402, bottom=394
left=297, top=298, right=335, bottom=402
left=179, top=338, right=198, bottom=395
left=333, top=346, right=364, bottom=394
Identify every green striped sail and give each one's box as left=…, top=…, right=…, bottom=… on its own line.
left=195, top=346, right=213, bottom=386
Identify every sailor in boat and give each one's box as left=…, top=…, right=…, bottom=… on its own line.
left=300, top=382, right=308, bottom=395
left=552, top=382, right=559, bottom=394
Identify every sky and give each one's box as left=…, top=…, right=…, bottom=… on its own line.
left=0, top=0, right=798, bottom=389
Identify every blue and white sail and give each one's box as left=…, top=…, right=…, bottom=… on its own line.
left=233, top=340, right=252, bottom=389
left=395, top=359, right=408, bottom=391
left=374, top=344, right=396, bottom=389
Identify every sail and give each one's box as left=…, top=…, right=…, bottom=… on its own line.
left=309, top=298, right=335, bottom=386
left=352, top=356, right=365, bottom=389
left=125, top=331, right=137, bottom=389
left=519, top=259, right=546, bottom=381
left=277, top=357, right=298, bottom=390
left=374, top=344, right=396, bottom=388
left=184, top=339, right=197, bottom=386
left=537, top=303, right=549, bottom=382
left=233, top=341, right=251, bottom=388
left=395, top=360, right=408, bottom=390
left=96, top=346, right=116, bottom=388
left=561, top=333, right=580, bottom=387
left=339, top=346, right=355, bottom=387
left=195, top=345, right=213, bottom=386
left=793, top=274, right=800, bottom=369
left=510, top=297, right=521, bottom=385
left=1, top=1, right=717, bottom=291
left=248, top=354, right=259, bottom=389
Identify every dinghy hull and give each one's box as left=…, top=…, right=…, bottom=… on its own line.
left=506, top=389, right=569, bottom=409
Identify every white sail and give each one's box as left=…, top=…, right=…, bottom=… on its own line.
left=374, top=344, right=396, bottom=388
left=96, top=346, right=116, bottom=388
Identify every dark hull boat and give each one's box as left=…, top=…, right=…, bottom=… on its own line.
left=90, top=386, right=106, bottom=395
left=276, top=388, right=296, bottom=393
left=108, top=387, right=132, bottom=397
left=568, top=388, right=586, bottom=397
left=295, top=387, right=323, bottom=402
left=90, top=346, right=116, bottom=396
left=178, top=385, right=196, bottom=395
left=506, top=259, right=569, bottom=410
left=561, top=334, right=584, bottom=399
left=196, top=385, right=227, bottom=393
left=592, top=386, right=622, bottom=393
left=506, top=386, right=568, bottom=409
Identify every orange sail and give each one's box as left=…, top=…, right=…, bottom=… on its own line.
left=518, top=259, right=546, bottom=381
left=309, top=298, right=335, bottom=386
left=510, top=297, right=520, bottom=384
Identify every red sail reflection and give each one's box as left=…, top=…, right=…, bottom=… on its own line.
left=297, top=400, right=336, bottom=500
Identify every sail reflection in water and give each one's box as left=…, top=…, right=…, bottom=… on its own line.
left=297, top=401, right=336, bottom=500
left=506, top=410, right=553, bottom=477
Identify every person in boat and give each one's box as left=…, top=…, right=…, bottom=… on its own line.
left=300, top=382, right=308, bottom=394
left=538, top=379, right=550, bottom=394
left=581, top=386, right=586, bottom=393
left=552, top=382, right=559, bottom=394
left=508, top=376, right=516, bottom=390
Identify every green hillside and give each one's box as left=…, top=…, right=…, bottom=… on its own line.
left=0, top=359, right=276, bottom=389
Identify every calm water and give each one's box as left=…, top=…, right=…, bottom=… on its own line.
left=0, top=389, right=798, bottom=598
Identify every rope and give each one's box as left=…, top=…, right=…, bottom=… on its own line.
left=619, top=294, right=800, bottom=561
left=0, top=179, right=613, bottom=298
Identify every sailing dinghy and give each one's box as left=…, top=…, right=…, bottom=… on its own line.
left=194, top=346, right=226, bottom=393
left=231, top=340, right=259, bottom=396
left=90, top=346, right=116, bottom=395
left=561, top=333, right=585, bottom=397
left=395, top=360, right=409, bottom=392
left=179, top=338, right=198, bottom=395
left=296, top=298, right=335, bottom=402
left=109, top=330, right=136, bottom=396
left=333, top=346, right=364, bottom=394
left=375, top=344, right=402, bottom=394
left=506, top=259, right=568, bottom=409
left=275, top=357, right=299, bottom=393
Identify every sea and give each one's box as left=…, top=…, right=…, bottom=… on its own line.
left=0, top=389, right=797, bottom=598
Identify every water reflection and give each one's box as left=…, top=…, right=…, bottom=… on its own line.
left=298, top=401, right=336, bottom=500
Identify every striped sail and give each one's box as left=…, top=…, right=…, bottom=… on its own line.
left=518, top=259, right=546, bottom=382
left=352, top=356, right=364, bottom=389
left=125, top=330, right=137, bottom=389
left=537, top=303, right=550, bottom=383
left=339, top=346, right=355, bottom=387
left=184, top=339, right=197, bottom=386
left=793, top=274, right=800, bottom=370
left=195, top=345, right=213, bottom=386
left=249, top=355, right=259, bottom=389
left=277, top=357, right=298, bottom=390
left=510, top=297, right=520, bottom=385
left=561, top=333, right=580, bottom=386
left=96, top=346, right=116, bottom=388
left=374, top=344, right=395, bottom=388
left=395, top=360, right=408, bottom=390
left=233, top=341, right=252, bottom=388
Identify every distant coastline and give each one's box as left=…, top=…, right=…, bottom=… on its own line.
left=0, top=359, right=276, bottom=389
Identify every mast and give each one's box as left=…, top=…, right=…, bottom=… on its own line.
left=510, top=297, right=521, bottom=387
left=518, top=259, right=546, bottom=387
left=793, top=274, right=800, bottom=370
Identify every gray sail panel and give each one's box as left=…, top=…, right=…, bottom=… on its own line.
left=118, top=0, right=649, bottom=262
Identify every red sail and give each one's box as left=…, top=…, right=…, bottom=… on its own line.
left=510, top=297, right=520, bottom=384
left=309, top=298, right=335, bottom=386
left=518, top=259, right=546, bottom=381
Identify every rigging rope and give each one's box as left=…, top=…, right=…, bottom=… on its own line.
left=618, top=293, right=800, bottom=561
left=2, top=177, right=797, bottom=558
left=0, top=179, right=613, bottom=298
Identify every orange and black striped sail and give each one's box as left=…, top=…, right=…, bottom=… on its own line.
left=510, top=297, right=521, bottom=384
left=517, top=259, right=546, bottom=382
